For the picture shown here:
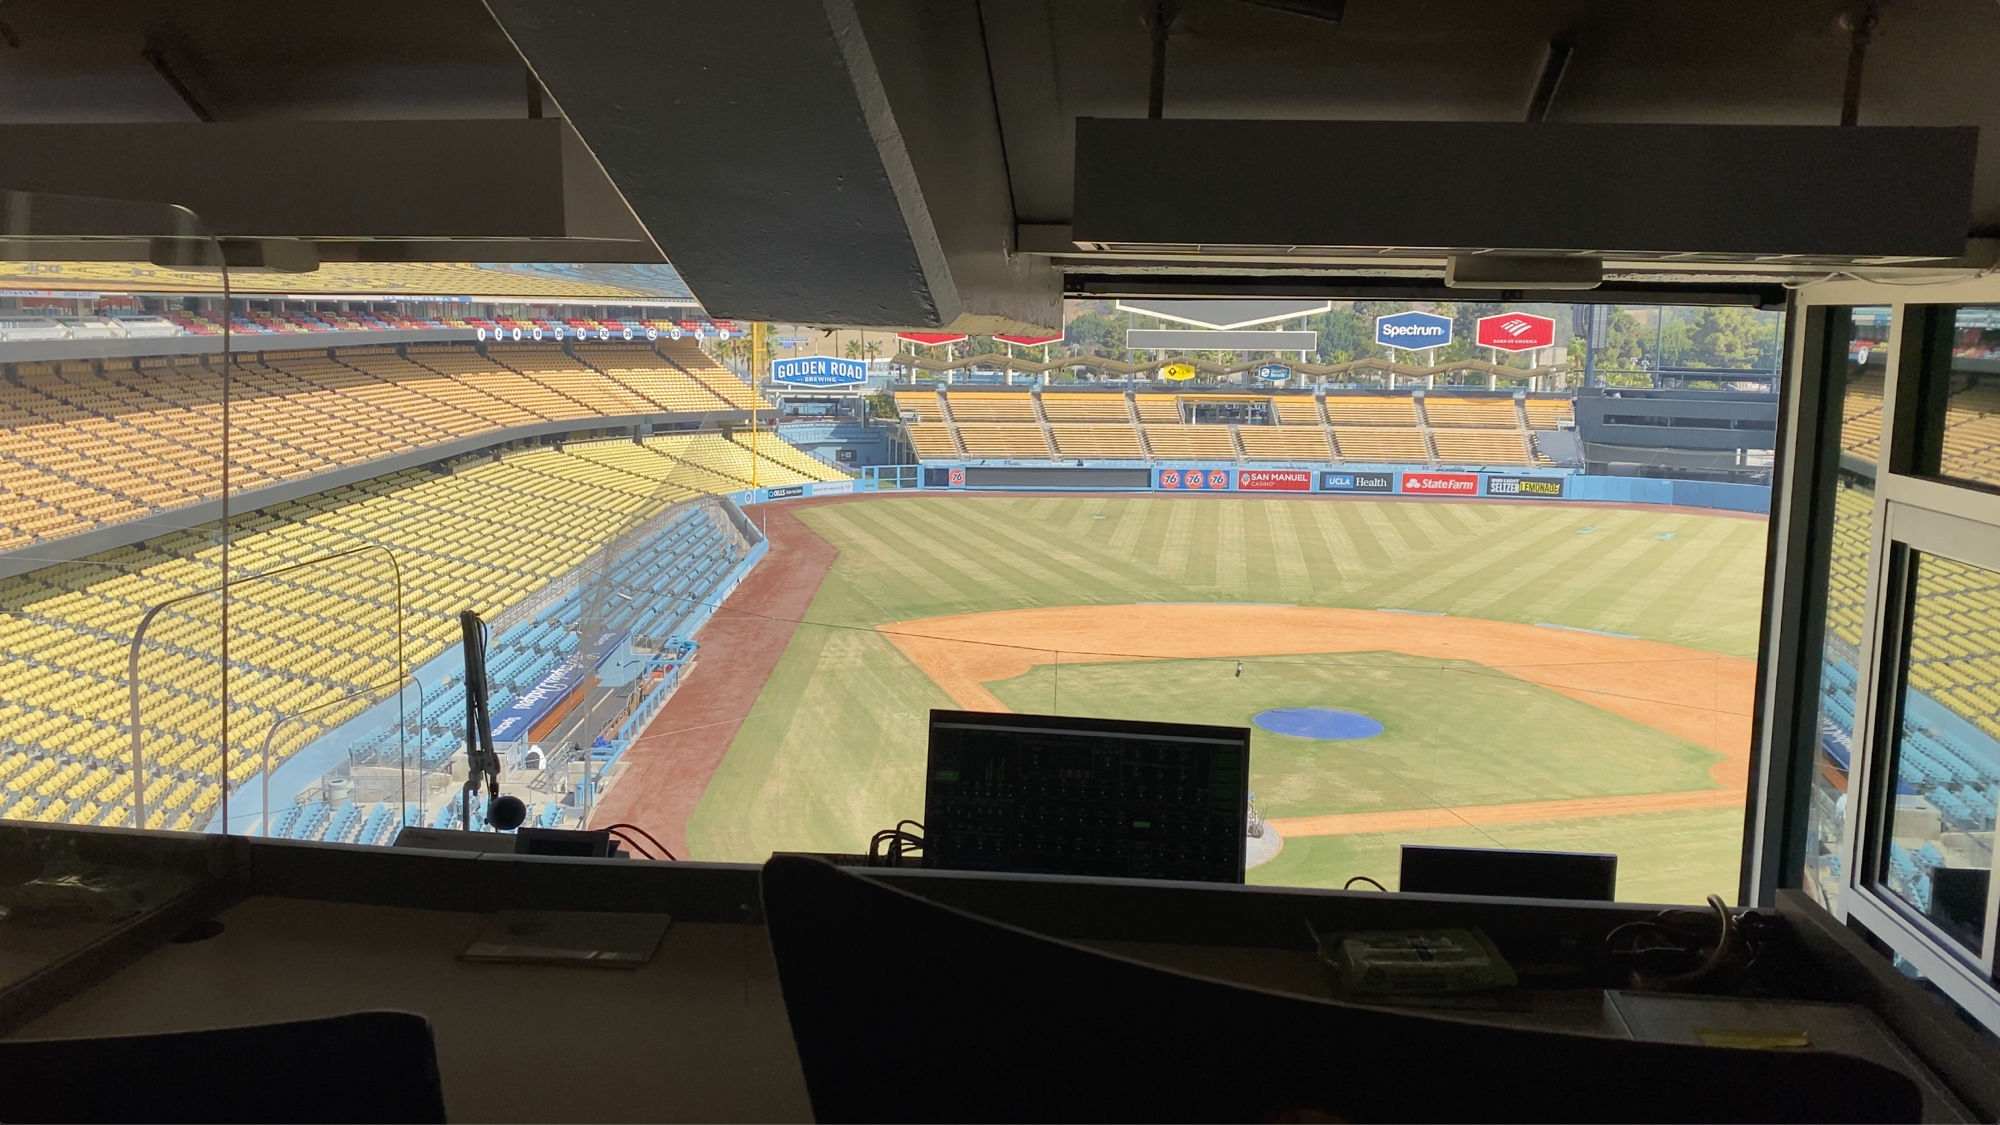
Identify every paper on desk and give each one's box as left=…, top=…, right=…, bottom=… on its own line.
left=459, top=910, right=672, bottom=968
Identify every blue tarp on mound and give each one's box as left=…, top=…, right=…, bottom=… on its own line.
left=1253, top=707, right=1385, bottom=740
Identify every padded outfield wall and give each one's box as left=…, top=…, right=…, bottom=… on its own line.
left=724, top=465, right=1771, bottom=515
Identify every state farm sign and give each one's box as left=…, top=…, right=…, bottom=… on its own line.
left=1237, top=469, right=1311, bottom=492
left=1400, top=471, right=1479, bottom=495
left=1474, top=312, right=1556, bottom=352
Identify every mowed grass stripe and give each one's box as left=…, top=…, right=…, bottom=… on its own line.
left=1297, top=500, right=1361, bottom=589
left=1214, top=500, right=1250, bottom=595
left=843, top=502, right=1048, bottom=612
left=1373, top=506, right=1598, bottom=611
left=1626, top=519, right=1767, bottom=655
left=936, top=500, right=1145, bottom=604
left=1155, top=497, right=1200, bottom=582
left=1493, top=513, right=1680, bottom=626
left=1262, top=501, right=1314, bottom=602
left=803, top=506, right=967, bottom=608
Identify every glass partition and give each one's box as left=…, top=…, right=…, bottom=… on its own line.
left=0, top=193, right=232, bottom=838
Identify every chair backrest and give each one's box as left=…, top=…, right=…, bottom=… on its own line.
left=0, top=1010, right=447, bottom=1123
left=760, top=855, right=1920, bottom=1124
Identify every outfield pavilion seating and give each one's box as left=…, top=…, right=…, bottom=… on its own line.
left=956, top=423, right=1053, bottom=458
left=1523, top=397, right=1574, bottom=428
left=1330, top=426, right=1431, bottom=462
left=0, top=343, right=779, bottom=548
left=1271, top=397, right=1325, bottom=426
left=1144, top=424, right=1240, bottom=460
left=947, top=392, right=1039, bottom=422
left=1040, top=393, right=1132, bottom=422
left=894, top=390, right=944, bottom=421
left=1419, top=395, right=1531, bottom=466
left=1323, top=395, right=1421, bottom=426
left=905, top=422, right=960, bottom=458
left=1133, top=394, right=1184, bottom=424
left=1431, top=429, right=1533, bottom=466
left=907, top=387, right=1546, bottom=468
left=1049, top=423, right=1144, bottom=458
left=0, top=420, right=829, bottom=835
left=1238, top=426, right=1333, bottom=461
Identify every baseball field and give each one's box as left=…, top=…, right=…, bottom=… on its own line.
left=597, top=491, right=1768, bottom=904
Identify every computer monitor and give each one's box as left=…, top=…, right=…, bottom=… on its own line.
left=923, top=709, right=1251, bottom=884
left=1399, top=844, right=1618, bottom=901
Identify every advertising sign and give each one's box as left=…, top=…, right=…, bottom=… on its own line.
left=490, top=629, right=629, bottom=742
left=1373, top=311, right=1454, bottom=351
left=812, top=480, right=854, bottom=496
left=1256, top=364, right=1292, bottom=382
left=1474, top=313, right=1557, bottom=352
left=897, top=332, right=968, bottom=347
left=1319, top=471, right=1395, bottom=493
left=766, top=485, right=805, bottom=500
left=1161, top=363, right=1197, bottom=382
left=1485, top=475, right=1565, bottom=499
left=771, top=356, right=867, bottom=387
left=1237, top=469, right=1311, bottom=492
left=1400, top=471, right=1480, bottom=495
left=947, top=468, right=966, bottom=486
left=1157, top=468, right=1231, bottom=490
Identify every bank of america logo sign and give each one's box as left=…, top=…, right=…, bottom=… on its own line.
left=1499, top=318, right=1534, bottom=336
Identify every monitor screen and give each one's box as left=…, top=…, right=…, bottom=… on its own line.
left=923, top=709, right=1251, bottom=884
left=1399, top=844, right=1618, bottom=901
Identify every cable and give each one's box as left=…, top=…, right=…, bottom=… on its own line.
left=604, top=827, right=658, bottom=860
left=598, top=821, right=677, bottom=861
left=1343, top=875, right=1387, bottom=891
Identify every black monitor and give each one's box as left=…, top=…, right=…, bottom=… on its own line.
left=1399, top=844, right=1618, bottom=901
left=923, top=709, right=1251, bottom=884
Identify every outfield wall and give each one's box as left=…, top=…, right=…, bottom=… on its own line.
left=728, top=465, right=1771, bottom=515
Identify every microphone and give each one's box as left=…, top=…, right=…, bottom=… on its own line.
left=487, top=794, right=527, bottom=832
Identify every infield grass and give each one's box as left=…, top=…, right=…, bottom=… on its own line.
left=686, top=494, right=1764, bottom=901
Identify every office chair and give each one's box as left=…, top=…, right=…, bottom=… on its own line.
left=0, top=1010, right=447, bottom=1123
left=761, top=855, right=1920, bottom=1123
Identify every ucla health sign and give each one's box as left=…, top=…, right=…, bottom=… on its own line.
left=1374, top=311, right=1453, bottom=351
left=771, top=356, right=867, bottom=388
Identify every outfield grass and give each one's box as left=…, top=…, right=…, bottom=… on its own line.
left=792, top=494, right=1767, bottom=655
left=687, top=494, right=1765, bottom=900
left=1249, top=807, right=1746, bottom=904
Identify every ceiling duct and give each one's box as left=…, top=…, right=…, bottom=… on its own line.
left=1073, top=119, right=1979, bottom=266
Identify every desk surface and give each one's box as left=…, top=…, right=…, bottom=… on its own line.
left=9, top=885, right=1984, bottom=1124
left=19, top=896, right=812, bottom=1124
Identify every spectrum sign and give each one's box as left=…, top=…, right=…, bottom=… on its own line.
left=1475, top=312, right=1557, bottom=352
left=1400, top=471, right=1480, bottom=495
left=1374, top=311, right=1454, bottom=351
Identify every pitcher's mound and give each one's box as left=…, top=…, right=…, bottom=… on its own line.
left=1254, top=707, right=1384, bottom=740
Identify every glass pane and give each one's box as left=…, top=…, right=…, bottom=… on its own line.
left=1878, top=550, right=2000, bottom=956
left=1802, top=306, right=1889, bottom=911
left=0, top=194, right=229, bottom=836
left=1916, top=305, right=2000, bottom=487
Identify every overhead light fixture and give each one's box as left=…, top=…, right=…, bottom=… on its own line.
left=1445, top=255, right=1602, bottom=291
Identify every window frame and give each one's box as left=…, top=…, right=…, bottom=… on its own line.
left=1760, top=276, right=2000, bottom=1036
